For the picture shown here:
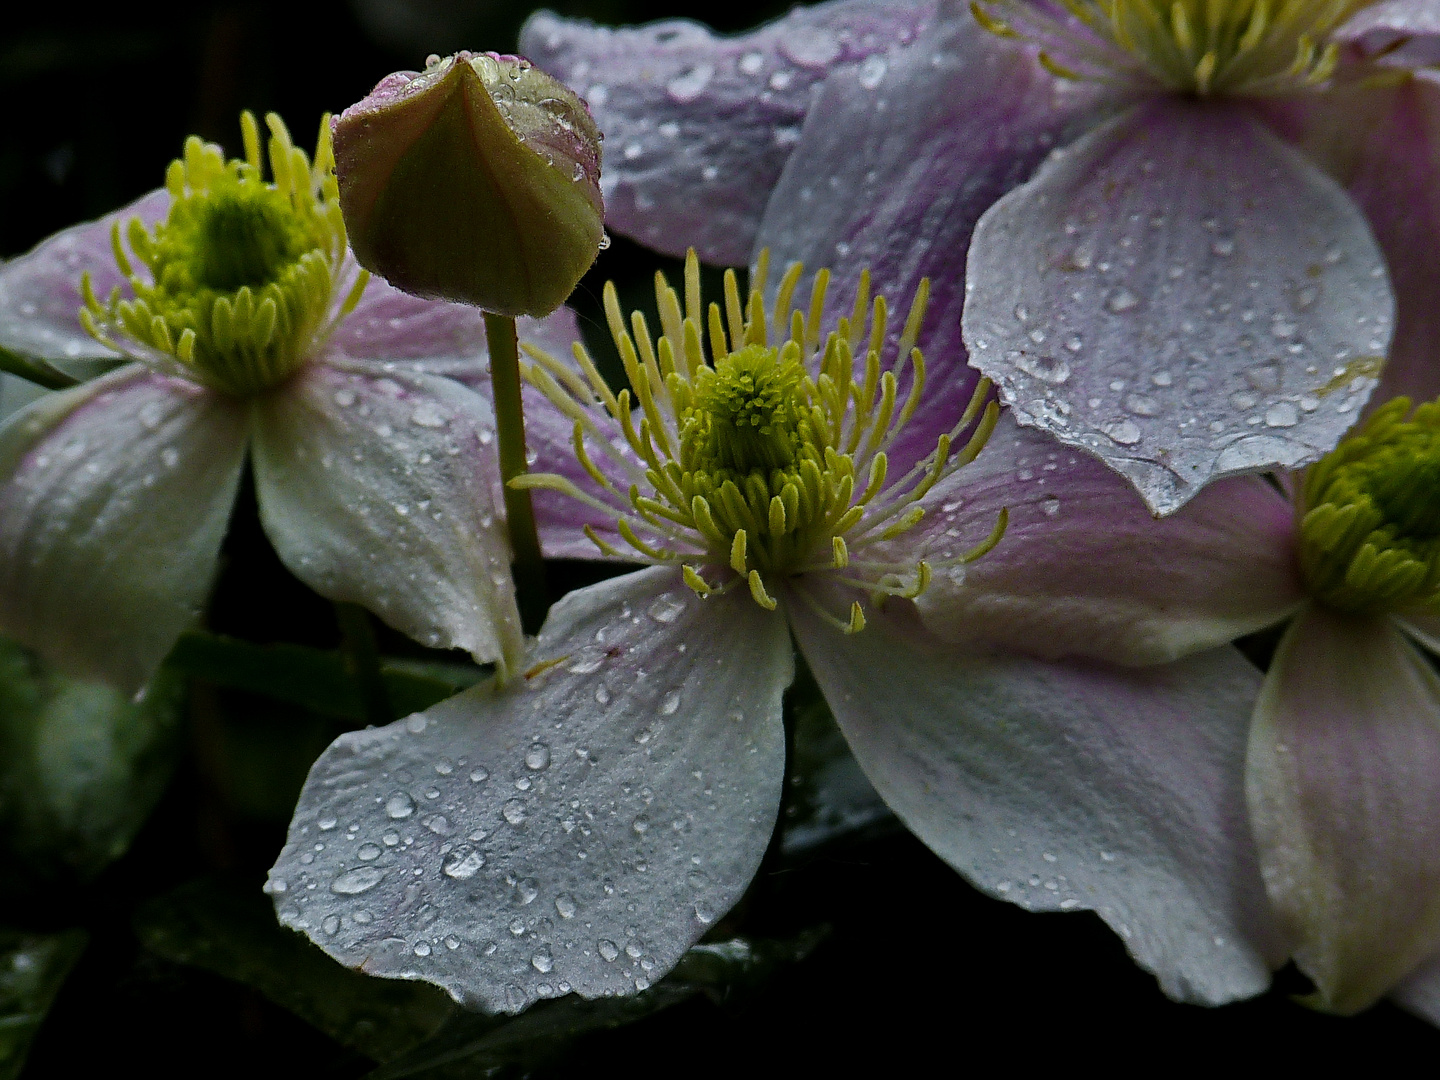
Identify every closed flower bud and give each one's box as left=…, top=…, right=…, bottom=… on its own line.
left=333, top=51, right=604, bottom=317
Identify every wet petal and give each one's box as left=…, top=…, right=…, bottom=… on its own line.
left=1394, top=951, right=1440, bottom=1025
left=1335, top=0, right=1440, bottom=67
left=0, top=366, right=247, bottom=693
left=329, top=276, right=580, bottom=388
left=790, top=591, right=1280, bottom=1005
left=520, top=2, right=941, bottom=265
left=268, top=566, right=791, bottom=1013
left=965, top=98, right=1393, bottom=515
left=1267, top=77, right=1440, bottom=405
left=1248, top=605, right=1440, bottom=1014
left=756, top=16, right=1101, bottom=472
left=913, top=413, right=1304, bottom=664
left=0, top=190, right=169, bottom=375
left=252, top=361, right=523, bottom=670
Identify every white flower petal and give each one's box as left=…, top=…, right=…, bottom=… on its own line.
left=0, top=366, right=247, bottom=692
left=251, top=361, right=522, bottom=670
left=789, top=590, right=1280, bottom=1005
left=268, top=566, right=792, bottom=1013
left=965, top=98, right=1393, bottom=515
left=1248, top=605, right=1440, bottom=1014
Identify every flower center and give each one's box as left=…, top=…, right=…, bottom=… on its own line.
left=973, top=0, right=1373, bottom=95
left=79, top=111, right=368, bottom=396
left=515, top=250, right=1004, bottom=630
left=1298, top=396, right=1440, bottom=614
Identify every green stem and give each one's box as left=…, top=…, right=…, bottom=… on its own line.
left=485, top=311, right=548, bottom=635
left=334, top=602, right=392, bottom=726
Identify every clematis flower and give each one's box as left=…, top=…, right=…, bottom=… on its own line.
left=520, top=2, right=1440, bottom=515
left=268, top=252, right=1289, bottom=1013
left=0, top=112, right=579, bottom=693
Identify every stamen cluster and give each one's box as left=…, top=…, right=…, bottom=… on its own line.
left=517, top=250, right=1004, bottom=632
left=972, top=0, right=1368, bottom=95
left=80, top=112, right=368, bottom=396
left=1299, top=396, right=1440, bottom=614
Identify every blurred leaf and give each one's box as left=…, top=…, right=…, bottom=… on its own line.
left=779, top=666, right=896, bottom=857
left=0, top=639, right=185, bottom=885
left=0, top=348, right=74, bottom=391
left=135, top=877, right=456, bottom=1063
left=0, top=927, right=86, bottom=1080
left=169, top=631, right=485, bottom=722
left=369, top=929, right=828, bottom=1080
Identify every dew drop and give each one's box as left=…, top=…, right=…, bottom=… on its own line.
left=469, top=766, right=489, bottom=783
left=502, top=799, right=527, bottom=824
left=531, top=946, right=554, bottom=973
left=1264, top=402, right=1299, bottom=428
left=1103, top=287, right=1140, bottom=314
left=357, top=843, right=383, bottom=861
left=525, top=743, right=551, bottom=771
left=555, top=893, right=577, bottom=918
left=1211, top=236, right=1235, bottom=257
left=322, top=915, right=340, bottom=935
left=331, top=867, right=386, bottom=895
left=1100, top=419, right=1141, bottom=446
left=1014, top=353, right=1071, bottom=385
left=442, top=846, right=486, bottom=879
left=661, top=690, right=681, bottom=716
left=385, top=792, right=416, bottom=819
left=1123, top=393, right=1161, bottom=417
left=414, top=941, right=431, bottom=957
left=857, top=54, right=887, bottom=88
left=599, top=939, right=620, bottom=962
left=410, top=402, right=447, bottom=428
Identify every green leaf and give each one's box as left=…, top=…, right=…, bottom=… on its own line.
left=779, top=664, right=896, bottom=857
left=0, top=639, right=185, bottom=885
left=0, top=348, right=77, bottom=391
left=0, top=928, right=87, bottom=1080
left=168, top=631, right=485, bottom=722
left=369, top=929, right=828, bottom=1080
left=135, top=877, right=456, bottom=1063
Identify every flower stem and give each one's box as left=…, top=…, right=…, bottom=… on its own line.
left=333, top=601, right=392, bottom=726
left=485, top=311, right=547, bottom=634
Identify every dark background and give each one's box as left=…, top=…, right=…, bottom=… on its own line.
left=2, top=0, right=1434, bottom=1073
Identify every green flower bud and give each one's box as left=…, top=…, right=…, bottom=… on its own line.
left=333, top=51, right=604, bottom=317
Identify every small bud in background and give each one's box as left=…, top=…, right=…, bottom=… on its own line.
left=333, top=52, right=604, bottom=317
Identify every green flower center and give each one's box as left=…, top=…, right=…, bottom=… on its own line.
left=515, top=250, right=1005, bottom=631
left=973, top=0, right=1375, bottom=95
left=80, top=111, right=368, bottom=396
left=1299, top=397, right=1440, bottom=614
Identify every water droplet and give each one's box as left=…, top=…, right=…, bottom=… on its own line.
left=424, top=814, right=453, bottom=835
left=694, top=901, right=715, bottom=925
left=1014, top=353, right=1071, bottom=385
left=1100, top=419, right=1141, bottom=445
left=857, top=54, right=887, bottom=88
left=322, top=915, right=340, bottom=935
left=1211, top=236, right=1235, bottom=257
left=525, top=743, right=551, bottom=770
left=502, top=799, right=527, bottom=824
left=470, top=767, right=489, bottom=783
left=647, top=595, right=685, bottom=624
left=1123, top=393, right=1161, bottom=417
left=661, top=690, right=681, bottom=716
left=666, top=63, right=714, bottom=103
left=598, top=939, right=620, bottom=962
left=357, top=843, right=383, bottom=861
left=410, top=402, right=446, bottom=428
left=317, top=816, right=337, bottom=831
left=595, top=685, right=611, bottom=705
left=514, top=878, right=539, bottom=905
left=531, top=946, right=554, bottom=973
left=386, top=792, right=416, bottom=819
left=413, top=940, right=431, bottom=957
left=632, top=815, right=650, bottom=835
left=445, top=935, right=460, bottom=950
left=443, top=846, right=485, bottom=879
left=1245, top=361, right=1282, bottom=393
left=738, top=50, right=765, bottom=75
left=332, top=867, right=386, bottom=895
left=1103, top=287, right=1140, bottom=314
left=1040, top=495, right=1061, bottom=517
left=1264, top=402, right=1298, bottom=428
left=334, top=388, right=357, bottom=408
left=555, top=893, right=577, bottom=919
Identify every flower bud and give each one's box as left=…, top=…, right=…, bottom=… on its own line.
left=333, top=52, right=604, bottom=317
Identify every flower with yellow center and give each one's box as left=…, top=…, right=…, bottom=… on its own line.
left=521, top=1, right=1440, bottom=521
left=265, top=253, right=1020, bottom=1017
left=0, top=111, right=581, bottom=692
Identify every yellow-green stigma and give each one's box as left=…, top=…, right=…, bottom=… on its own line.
left=80, top=111, right=368, bottom=396
left=972, top=0, right=1372, bottom=95
left=1298, top=396, right=1440, bottom=615
left=515, top=249, right=1005, bottom=631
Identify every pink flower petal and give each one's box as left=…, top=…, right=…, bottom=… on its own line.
left=1248, top=604, right=1440, bottom=1013
left=519, top=2, right=942, bottom=265
left=755, top=16, right=1102, bottom=473
left=914, top=413, right=1305, bottom=664
left=0, top=365, right=247, bottom=692
left=269, top=566, right=791, bottom=1012
left=251, top=360, right=523, bottom=671
left=789, top=586, right=1281, bottom=1005
left=965, top=98, right=1393, bottom=515
left=0, top=190, right=169, bottom=375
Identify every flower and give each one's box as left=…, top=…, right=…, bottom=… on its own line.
left=266, top=253, right=1019, bottom=1013
left=0, top=112, right=576, bottom=692
left=519, top=2, right=1440, bottom=514
left=332, top=51, right=605, bottom=316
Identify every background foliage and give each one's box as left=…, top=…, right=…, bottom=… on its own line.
left=0, top=0, right=1434, bottom=1073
